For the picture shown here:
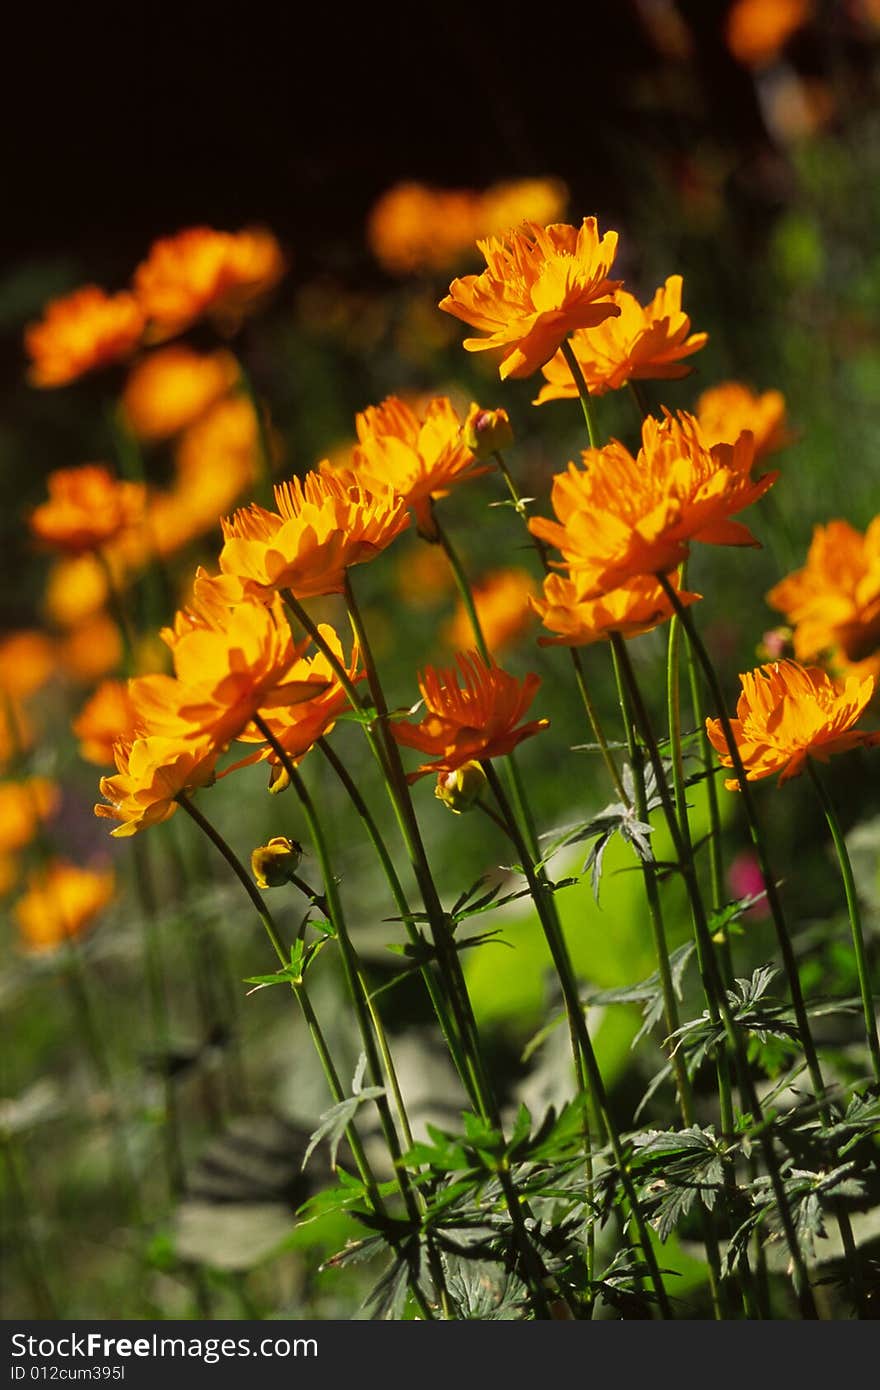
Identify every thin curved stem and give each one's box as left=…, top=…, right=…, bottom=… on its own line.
left=560, top=339, right=598, bottom=448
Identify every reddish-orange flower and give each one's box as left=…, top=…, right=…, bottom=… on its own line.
left=706, top=660, right=879, bottom=788
left=725, top=0, right=812, bottom=68
left=121, top=344, right=239, bottom=440
left=95, top=736, right=218, bottom=837
left=439, top=219, right=621, bottom=379
left=14, top=861, right=115, bottom=951
left=445, top=569, right=536, bottom=653
left=528, top=411, right=777, bottom=597
left=393, top=652, right=548, bottom=781
left=534, top=276, right=707, bottom=402
left=73, top=681, right=139, bottom=766
left=25, top=286, right=144, bottom=388
left=30, top=466, right=146, bottom=556
left=531, top=572, right=701, bottom=647
left=133, top=226, right=286, bottom=340
left=696, top=382, right=791, bottom=462
left=219, top=470, right=409, bottom=599
left=767, top=518, right=880, bottom=675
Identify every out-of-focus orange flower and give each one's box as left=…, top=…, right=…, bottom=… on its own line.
left=25, top=286, right=144, bottom=388
left=0, top=631, right=55, bottom=700
left=95, top=737, right=217, bottom=837
left=535, top=276, right=707, bottom=402
left=393, top=652, right=549, bottom=781
left=725, top=0, right=813, bottom=68
left=531, top=572, right=701, bottom=646
left=445, top=569, right=536, bottom=653
left=440, top=219, right=621, bottom=380
left=528, top=411, right=776, bottom=596
left=14, top=861, right=115, bottom=951
left=30, top=466, right=146, bottom=556
left=480, top=179, right=568, bottom=237
left=133, top=226, right=286, bottom=340
left=696, top=382, right=791, bottom=461
left=347, top=396, right=489, bottom=536
left=220, top=471, right=409, bottom=599
left=0, top=779, right=58, bottom=854
left=767, top=519, right=880, bottom=675
left=57, top=613, right=123, bottom=684
left=121, top=345, right=239, bottom=440
left=44, top=555, right=111, bottom=628
left=394, top=543, right=455, bottom=608
left=73, top=681, right=139, bottom=766
left=706, top=660, right=879, bottom=788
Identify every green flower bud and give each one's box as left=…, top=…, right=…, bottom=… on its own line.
left=434, top=761, right=487, bottom=814
left=463, top=403, right=514, bottom=460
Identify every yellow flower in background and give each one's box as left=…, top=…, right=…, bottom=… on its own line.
left=96, top=736, right=218, bottom=836
left=44, top=554, right=112, bottom=628
left=14, top=861, right=115, bottom=952
left=0, top=631, right=56, bottom=700
left=394, top=543, right=455, bottom=609
left=706, top=660, right=879, bottom=788
left=445, top=569, right=536, bottom=653
left=696, top=382, right=791, bottom=462
left=121, top=344, right=239, bottom=440
left=725, top=0, right=813, bottom=68
left=73, top=681, right=139, bottom=766
left=439, top=219, right=621, bottom=379
left=480, top=180, right=568, bottom=237
left=534, top=276, right=707, bottom=402
left=767, top=518, right=880, bottom=675
left=0, top=779, right=58, bottom=855
left=30, top=466, right=146, bottom=556
left=133, top=226, right=286, bottom=340
left=25, top=286, right=144, bottom=388
left=531, top=572, right=701, bottom=647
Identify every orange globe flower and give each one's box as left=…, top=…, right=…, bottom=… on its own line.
left=0, top=631, right=56, bottom=700
left=30, top=466, right=146, bottom=556
left=95, top=736, right=218, bottom=837
left=73, top=681, right=139, bottom=766
left=57, top=614, right=123, bottom=685
left=14, top=861, right=115, bottom=952
left=25, top=286, right=144, bottom=388
left=133, top=226, right=286, bottom=340
left=349, top=396, right=490, bottom=536
left=393, top=652, right=549, bottom=781
left=706, top=660, right=879, bottom=788
left=445, top=569, right=536, bottom=653
left=219, top=470, right=409, bottom=599
left=767, top=519, right=880, bottom=674
left=696, top=382, right=791, bottom=462
left=531, top=572, right=701, bottom=647
left=121, top=345, right=239, bottom=440
left=534, top=276, right=707, bottom=402
left=725, top=0, right=812, bottom=68
left=439, top=218, right=621, bottom=380
left=0, top=778, right=58, bottom=855
left=528, top=411, right=777, bottom=597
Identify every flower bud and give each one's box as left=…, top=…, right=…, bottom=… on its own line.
left=434, top=761, right=487, bottom=814
left=251, top=836, right=303, bottom=889
left=462, top=403, right=513, bottom=460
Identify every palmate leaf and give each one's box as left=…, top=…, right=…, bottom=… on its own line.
left=536, top=761, right=663, bottom=901
left=444, top=1257, right=528, bottom=1320
left=303, top=1054, right=386, bottom=1170
left=631, top=1126, right=727, bottom=1241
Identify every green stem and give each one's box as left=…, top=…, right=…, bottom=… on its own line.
left=2, top=1135, right=58, bottom=1316
left=560, top=340, right=598, bottom=448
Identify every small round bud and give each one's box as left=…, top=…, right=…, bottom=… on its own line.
left=462, top=403, right=514, bottom=461
left=251, top=836, right=303, bottom=889
left=757, top=626, right=792, bottom=662
left=434, top=761, right=487, bottom=814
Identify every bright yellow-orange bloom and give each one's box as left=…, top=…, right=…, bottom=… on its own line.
left=767, top=519, right=880, bottom=675
left=696, top=382, right=791, bottom=462
left=348, top=396, right=489, bottom=535
left=393, top=652, right=549, bottom=781
left=531, top=572, right=701, bottom=647
left=528, top=411, right=777, bottom=597
left=439, top=219, right=621, bottom=380
left=534, top=276, right=707, bottom=402
left=0, top=631, right=55, bottom=700
left=121, top=345, right=239, bottom=440
left=446, top=569, right=536, bottom=653
left=30, top=466, right=146, bottom=556
left=73, top=681, right=139, bottom=765
left=133, top=226, right=286, bottom=339
left=25, top=286, right=144, bottom=388
left=725, top=0, right=812, bottom=68
left=14, top=861, right=115, bottom=951
left=0, top=779, right=58, bottom=854
left=706, top=660, right=879, bottom=789
left=95, top=737, right=218, bottom=837
left=220, top=471, right=410, bottom=599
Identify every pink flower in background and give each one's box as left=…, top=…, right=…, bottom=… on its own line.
left=728, top=850, right=770, bottom=919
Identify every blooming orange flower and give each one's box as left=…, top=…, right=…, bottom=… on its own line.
left=25, top=286, right=144, bottom=388
left=14, top=861, right=115, bottom=951
left=531, top=572, right=701, bottom=647
left=121, top=344, right=239, bottom=440
left=767, top=519, right=880, bottom=674
left=706, top=660, right=879, bottom=788
left=445, top=569, right=536, bottom=653
left=0, top=778, right=58, bottom=855
left=133, top=226, right=286, bottom=340
left=219, top=470, right=409, bottom=599
left=725, top=0, right=812, bottom=68
left=95, top=736, right=218, bottom=836
left=534, top=276, right=707, bottom=402
left=439, top=219, right=621, bottom=380
left=347, top=396, right=489, bottom=536
left=30, top=466, right=146, bottom=556
left=73, top=681, right=139, bottom=766
left=393, top=652, right=549, bottom=781
left=528, top=411, right=777, bottom=597
left=696, top=382, right=791, bottom=462
left=0, top=631, right=55, bottom=700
